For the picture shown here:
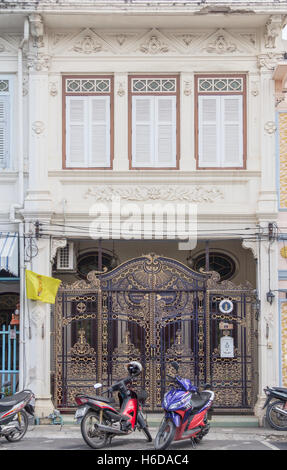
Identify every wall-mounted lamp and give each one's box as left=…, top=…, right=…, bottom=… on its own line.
left=252, top=297, right=261, bottom=321
left=266, top=290, right=275, bottom=305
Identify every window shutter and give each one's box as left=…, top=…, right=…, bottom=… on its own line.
left=155, top=96, right=176, bottom=167
left=222, top=95, right=243, bottom=167
left=198, top=96, right=220, bottom=167
left=89, top=96, right=110, bottom=167
left=132, top=96, right=154, bottom=167
left=0, top=96, right=9, bottom=169
left=66, top=96, right=87, bottom=167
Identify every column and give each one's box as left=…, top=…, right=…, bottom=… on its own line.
left=23, top=17, right=54, bottom=417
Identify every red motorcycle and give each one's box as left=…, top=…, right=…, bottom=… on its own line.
left=75, top=361, right=152, bottom=449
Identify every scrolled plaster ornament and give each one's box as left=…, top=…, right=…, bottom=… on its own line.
left=264, top=121, right=277, bottom=135
left=51, top=238, right=67, bottom=262
left=242, top=239, right=258, bottom=259
left=140, top=35, right=169, bottom=54
left=49, top=81, right=58, bottom=97
left=184, top=81, right=192, bottom=96
left=117, top=82, right=125, bottom=97
left=32, top=121, right=45, bottom=135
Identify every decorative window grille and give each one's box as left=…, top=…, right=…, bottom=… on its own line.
left=0, top=80, right=9, bottom=93
left=56, top=242, right=75, bottom=271
left=132, top=78, right=176, bottom=93
left=198, top=77, right=243, bottom=93
left=66, top=78, right=111, bottom=94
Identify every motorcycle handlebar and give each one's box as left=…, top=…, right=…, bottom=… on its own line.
left=108, top=377, right=132, bottom=393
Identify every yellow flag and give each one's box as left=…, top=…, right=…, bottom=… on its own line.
left=25, top=270, right=62, bottom=304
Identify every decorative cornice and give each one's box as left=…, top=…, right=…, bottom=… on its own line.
left=85, top=185, right=224, bottom=203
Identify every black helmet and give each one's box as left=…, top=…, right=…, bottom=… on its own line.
left=127, top=361, right=142, bottom=377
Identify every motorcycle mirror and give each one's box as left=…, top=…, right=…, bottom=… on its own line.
left=93, top=383, right=103, bottom=389
left=170, top=361, right=179, bottom=371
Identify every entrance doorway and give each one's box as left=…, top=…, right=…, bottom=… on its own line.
left=54, top=254, right=257, bottom=412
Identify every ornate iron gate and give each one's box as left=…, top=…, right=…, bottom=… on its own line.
left=54, top=254, right=258, bottom=411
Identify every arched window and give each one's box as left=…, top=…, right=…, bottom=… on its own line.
left=193, top=252, right=236, bottom=281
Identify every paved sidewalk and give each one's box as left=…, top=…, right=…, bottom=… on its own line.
left=25, top=414, right=287, bottom=441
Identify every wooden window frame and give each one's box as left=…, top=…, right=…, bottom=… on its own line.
left=128, top=75, right=180, bottom=170
left=195, top=74, right=247, bottom=170
left=62, top=75, right=114, bottom=170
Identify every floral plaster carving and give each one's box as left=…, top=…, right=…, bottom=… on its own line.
left=32, top=121, right=45, bottom=135
left=85, top=185, right=224, bottom=203
left=140, top=35, right=169, bottom=54
left=73, top=35, right=102, bottom=54
left=49, top=81, right=58, bottom=97
left=27, top=52, right=51, bottom=72
left=264, top=121, right=277, bottom=135
left=258, top=53, right=284, bottom=71
left=184, top=81, right=192, bottom=96
left=117, top=82, right=125, bottom=97
left=205, top=34, right=237, bottom=54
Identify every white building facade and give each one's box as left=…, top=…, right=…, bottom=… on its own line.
left=0, top=0, right=286, bottom=420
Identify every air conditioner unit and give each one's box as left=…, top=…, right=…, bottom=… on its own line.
left=56, top=242, right=75, bottom=271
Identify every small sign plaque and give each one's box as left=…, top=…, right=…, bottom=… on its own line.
left=219, top=322, right=234, bottom=330
left=220, top=336, right=234, bottom=358
left=219, top=299, right=234, bottom=314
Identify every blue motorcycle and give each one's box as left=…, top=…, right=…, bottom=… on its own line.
left=154, top=362, right=214, bottom=450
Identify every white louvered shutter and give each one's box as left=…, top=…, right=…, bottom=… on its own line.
left=155, top=96, right=176, bottom=167
left=66, top=96, right=87, bottom=167
left=90, top=96, right=110, bottom=167
left=132, top=96, right=154, bottom=167
left=0, top=96, right=9, bottom=169
left=222, top=95, right=243, bottom=167
left=198, top=96, right=220, bottom=167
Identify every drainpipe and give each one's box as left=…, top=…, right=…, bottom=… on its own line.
left=9, top=18, right=29, bottom=391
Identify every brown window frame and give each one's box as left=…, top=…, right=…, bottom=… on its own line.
left=128, top=74, right=180, bottom=170
left=194, top=74, right=247, bottom=170
left=62, top=75, right=114, bottom=170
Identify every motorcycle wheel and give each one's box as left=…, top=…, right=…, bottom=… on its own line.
left=81, top=411, right=109, bottom=449
left=154, top=419, right=176, bottom=450
left=266, top=400, right=287, bottom=431
left=142, top=426, right=152, bottom=442
left=5, top=411, right=28, bottom=442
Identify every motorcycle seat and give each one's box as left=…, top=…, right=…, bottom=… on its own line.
left=88, top=395, right=115, bottom=404
left=190, top=392, right=211, bottom=411
left=0, top=391, right=29, bottom=409
left=272, top=387, right=287, bottom=395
